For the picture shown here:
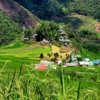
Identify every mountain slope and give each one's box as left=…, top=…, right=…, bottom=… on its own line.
left=14, top=0, right=63, bottom=19
left=66, top=0, right=100, bottom=21
left=15, top=0, right=100, bottom=20
left=0, top=0, right=38, bottom=28
left=0, top=11, right=21, bottom=45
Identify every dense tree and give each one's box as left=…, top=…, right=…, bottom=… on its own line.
left=40, top=53, right=44, bottom=59
left=24, top=29, right=33, bottom=39
left=15, top=0, right=64, bottom=19
left=54, top=52, right=59, bottom=58
left=35, top=21, right=59, bottom=42
left=79, top=30, right=98, bottom=39
left=15, top=0, right=100, bottom=20
left=0, top=11, right=22, bottom=45
left=68, top=0, right=100, bottom=20
left=47, top=53, right=52, bottom=58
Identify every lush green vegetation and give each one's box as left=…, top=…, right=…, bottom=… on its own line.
left=0, top=11, right=22, bottom=45
left=35, top=21, right=60, bottom=42
left=0, top=65, right=100, bottom=99
left=15, top=0, right=100, bottom=20
left=0, top=41, right=51, bottom=69
left=71, top=30, right=100, bottom=58
left=0, top=0, right=100, bottom=99
left=0, top=40, right=100, bottom=99
left=53, top=14, right=98, bottom=31
left=67, top=0, right=100, bottom=21
left=15, top=0, right=63, bottom=19
left=28, top=20, right=100, bottom=59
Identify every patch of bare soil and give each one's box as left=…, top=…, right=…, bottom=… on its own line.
left=95, top=23, right=100, bottom=32
left=60, top=45, right=73, bottom=53
left=80, top=38, right=89, bottom=42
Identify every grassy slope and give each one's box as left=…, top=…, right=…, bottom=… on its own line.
left=53, top=13, right=100, bottom=58
left=0, top=65, right=100, bottom=99
left=0, top=41, right=51, bottom=69
left=0, top=41, right=99, bottom=69
left=53, top=13, right=98, bottom=32
left=0, top=13, right=99, bottom=69
left=72, top=14, right=97, bottom=31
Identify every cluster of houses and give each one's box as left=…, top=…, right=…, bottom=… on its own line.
left=24, top=25, right=72, bottom=47
left=33, top=30, right=100, bottom=70
left=58, top=26, right=71, bottom=46
left=35, top=61, right=56, bottom=70
left=35, top=54, right=100, bottom=70
left=70, top=55, right=100, bottom=66
left=23, top=26, right=100, bottom=70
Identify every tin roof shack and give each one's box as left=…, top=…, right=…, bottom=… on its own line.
left=59, top=39, right=71, bottom=46
left=35, top=61, right=55, bottom=70
left=92, top=60, right=100, bottom=65
left=24, top=37, right=29, bottom=42
left=84, top=58, right=90, bottom=62
left=66, top=62, right=78, bottom=67
left=79, top=61, right=90, bottom=66
left=40, top=39, right=49, bottom=45
left=78, top=57, right=91, bottom=66
left=40, top=61, right=54, bottom=66
left=58, top=27, right=71, bottom=46
left=35, top=64, right=47, bottom=70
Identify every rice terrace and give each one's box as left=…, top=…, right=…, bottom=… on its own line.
left=0, top=40, right=100, bottom=99
left=0, top=0, right=100, bottom=100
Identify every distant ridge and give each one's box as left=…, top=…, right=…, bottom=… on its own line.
left=0, top=0, right=39, bottom=28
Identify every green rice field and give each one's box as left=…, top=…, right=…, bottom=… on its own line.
left=0, top=41, right=100, bottom=100
left=0, top=41, right=51, bottom=69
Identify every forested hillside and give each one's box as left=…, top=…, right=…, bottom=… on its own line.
left=15, top=0, right=100, bottom=20
left=0, top=0, right=39, bottom=46
left=67, top=0, right=100, bottom=21
left=14, top=0, right=63, bottom=19
left=0, top=11, right=22, bottom=45
left=0, top=0, right=38, bottom=28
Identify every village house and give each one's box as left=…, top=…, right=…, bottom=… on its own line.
left=58, top=27, right=71, bottom=46
left=35, top=60, right=55, bottom=70
left=40, top=39, right=49, bottom=45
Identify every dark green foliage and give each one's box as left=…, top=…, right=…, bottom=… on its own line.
left=15, top=0, right=64, bottom=19
left=79, top=30, right=98, bottom=39
left=54, top=52, right=59, bottom=58
left=68, top=0, right=100, bottom=20
left=47, top=53, right=52, bottom=58
left=0, top=11, right=22, bottom=45
left=15, top=0, right=100, bottom=20
left=40, top=53, right=44, bottom=59
left=77, top=30, right=100, bottom=53
left=24, top=29, right=33, bottom=39
left=36, top=21, right=59, bottom=42
left=1, top=66, right=100, bottom=99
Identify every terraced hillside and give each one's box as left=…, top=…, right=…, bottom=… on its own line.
left=0, top=41, right=51, bottom=69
